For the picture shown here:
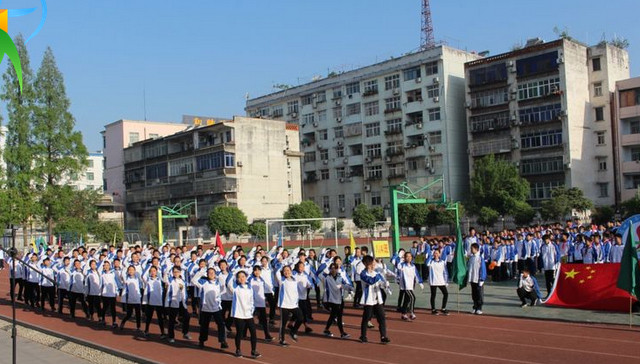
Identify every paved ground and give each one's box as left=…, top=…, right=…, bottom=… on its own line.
left=0, top=328, right=91, bottom=364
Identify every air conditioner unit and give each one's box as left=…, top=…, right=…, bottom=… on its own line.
left=425, top=159, right=431, bottom=168
left=323, top=160, right=329, bottom=165
left=317, top=144, right=323, bottom=149
left=465, top=101, right=472, bottom=108
left=509, top=60, right=517, bottom=72
left=510, top=114, right=517, bottom=121
left=312, top=103, right=317, bottom=109
left=515, top=161, right=520, bottom=167
left=416, top=123, right=423, bottom=129
left=429, top=168, right=435, bottom=174
left=559, top=110, right=566, bottom=117
left=564, top=162, right=571, bottom=170
left=432, top=77, right=440, bottom=84
left=428, top=146, right=436, bottom=152
left=340, top=207, right=346, bottom=212
left=313, top=122, right=319, bottom=127
left=364, top=185, right=371, bottom=192
left=557, top=56, right=564, bottom=64
left=510, top=88, right=517, bottom=94
left=237, top=161, right=243, bottom=167
left=335, top=99, right=341, bottom=106
left=343, top=158, right=349, bottom=164
left=365, top=157, right=372, bottom=163
left=510, top=94, right=517, bottom=100
left=291, top=112, right=298, bottom=118
left=415, top=77, right=422, bottom=83
left=393, top=88, right=400, bottom=95
left=337, top=141, right=343, bottom=147
left=336, top=117, right=342, bottom=123
left=339, top=178, right=345, bottom=183
left=433, top=96, right=439, bottom=103
left=385, top=156, right=392, bottom=162
left=324, top=208, right=330, bottom=213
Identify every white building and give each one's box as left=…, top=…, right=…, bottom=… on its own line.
left=246, top=46, right=481, bottom=217
left=465, top=38, right=629, bottom=207
left=0, top=125, right=6, bottom=172
left=68, top=152, right=104, bottom=191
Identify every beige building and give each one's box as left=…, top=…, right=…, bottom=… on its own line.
left=614, top=77, right=640, bottom=202
left=246, top=46, right=481, bottom=217
left=465, top=38, right=629, bottom=207
left=123, top=116, right=302, bottom=234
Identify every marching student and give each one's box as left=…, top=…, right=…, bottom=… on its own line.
left=427, top=249, right=449, bottom=315
left=68, top=259, right=88, bottom=318
left=359, top=256, right=390, bottom=344
left=39, top=258, right=56, bottom=311
left=259, top=256, right=277, bottom=325
left=24, top=253, right=41, bottom=308
left=467, top=243, right=486, bottom=315
left=293, top=261, right=314, bottom=333
left=277, top=265, right=304, bottom=346
left=120, top=265, right=144, bottom=332
left=55, top=257, right=71, bottom=314
left=191, top=267, right=228, bottom=349
left=397, top=252, right=423, bottom=320
left=217, top=260, right=234, bottom=333
left=517, top=268, right=542, bottom=307
left=539, top=234, right=559, bottom=295
left=322, top=262, right=351, bottom=339
left=0, top=247, right=4, bottom=270
left=248, top=265, right=274, bottom=342
left=142, top=266, right=166, bottom=339
left=164, top=266, right=191, bottom=343
left=351, top=247, right=363, bottom=308
left=228, top=270, right=261, bottom=358
left=84, top=259, right=102, bottom=321
left=390, top=248, right=406, bottom=312
left=8, top=253, right=25, bottom=302
left=99, top=261, right=121, bottom=328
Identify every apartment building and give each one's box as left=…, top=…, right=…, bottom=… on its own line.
left=68, top=152, right=104, bottom=191
left=465, top=38, right=629, bottom=207
left=123, top=116, right=302, bottom=230
left=246, top=46, right=481, bottom=218
left=614, top=77, right=640, bottom=202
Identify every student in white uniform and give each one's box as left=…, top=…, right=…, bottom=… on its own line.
left=277, top=265, right=304, bottom=346
left=24, top=253, right=41, bottom=308
left=142, top=266, right=165, bottom=339
left=164, top=266, right=191, bottom=343
left=228, top=270, right=261, bottom=358
left=191, top=267, right=228, bottom=349
left=55, top=257, right=71, bottom=314
left=321, top=262, right=351, bottom=339
left=359, top=256, right=390, bottom=344
left=99, top=261, right=121, bottom=328
left=120, top=265, right=144, bottom=332
left=84, top=259, right=102, bottom=321
left=397, top=252, right=423, bottom=321
left=68, top=259, right=88, bottom=318
left=39, top=258, right=56, bottom=311
left=427, top=250, right=449, bottom=315
left=248, top=266, right=274, bottom=342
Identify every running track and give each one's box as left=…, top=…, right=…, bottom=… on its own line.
left=0, top=269, right=638, bottom=364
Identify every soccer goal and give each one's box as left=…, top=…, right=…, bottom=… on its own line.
left=265, top=217, right=339, bottom=251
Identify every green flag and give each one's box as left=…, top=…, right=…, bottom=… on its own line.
left=451, top=223, right=467, bottom=289
left=616, top=224, right=640, bottom=298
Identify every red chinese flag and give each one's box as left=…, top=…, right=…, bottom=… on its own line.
left=215, top=231, right=225, bottom=255
left=545, top=263, right=637, bottom=312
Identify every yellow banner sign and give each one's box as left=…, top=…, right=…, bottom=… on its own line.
left=372, top=240, right=391, bottom=258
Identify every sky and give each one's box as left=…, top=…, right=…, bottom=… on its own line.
left=1, top=0, right=639, bottom=152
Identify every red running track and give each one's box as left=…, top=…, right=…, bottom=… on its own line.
left=0, top=269, right=638, bottom=364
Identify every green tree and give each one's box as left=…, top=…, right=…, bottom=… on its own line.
left=140, top=219, right=158, bottom=243
left=540, top=187, right=593, bottom=221
left=283, top=200, right=322, bottom=232
left=248, top=221, right=266, bottom=240
left=207, top=206, right=249, bottom=237
left=469, top=154, right=530, bottom=217
left=91, top=221, right=124, bottom=245
left=512, top=201, right=536, bottom=226
left=353, top=204, right=381, bottom=231
left=477, top=206, right=500, bottom=228
left=331, top=219, right=345, bottom=233
left=1, top=34, right=38, bottom=246
left=53, top=188, right=100, bottom=236
left=622, top=195, right=640, bottom=218
left=591, top=206, right=615, bottom=225
left=398, top=204, right=428, bottom=232
left=32, top=47, right=88, bottom=241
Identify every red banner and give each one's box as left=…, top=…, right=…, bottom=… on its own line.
left=544, top=263, right=637, bottom=312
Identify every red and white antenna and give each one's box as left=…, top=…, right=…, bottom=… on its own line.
left=421, top=0, right=436, bottom=50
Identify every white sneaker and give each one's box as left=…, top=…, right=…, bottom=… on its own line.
left=475, top=310, right=483, bottom=315
left=470, top=309, right=476, bottom=315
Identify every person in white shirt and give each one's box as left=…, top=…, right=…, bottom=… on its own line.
left=359, top=256, right=390, bottom=345
left=142, top=266, right=165, bottom=339
left=228, top=270, right=261, bottom=359
left=164, top=266, right=191, bottom=343
left=68, top=259, right=88, bottom=318
left=217, top=260, right=233, bottom=333
left=8, top=253, right=25, bottom=302
left=277, top=265, right=304, bottom=346
left=517, top=269, right=542, bottom=307
left=99, top=261, right=122, bottom=328
left=293, top=261, right=314, bottom=334
left=609, top=234, right=625, bottom=263
left=120, top=265, right=144, bottom=332
left=397, top=252, right=423, bottom=321
left=467, top=243, right=486, bottom=315
left=540, top=235, right=558, bottom=295
left=259, top=256, right=277, bottom=325
left=321, top=262, right=352, bottom=339
left=84, top=260, right=102, bottom=321
left=427, top=250, right=449, bottom=315
left=191, top=267, right=228, bottom=349
left=24, top=253, right=41, bottom=308
left=248, top=266, right=274, bottom=342
left=55, top=257, right=71, bottom=314
left=39, top=258, right=56, bottom=311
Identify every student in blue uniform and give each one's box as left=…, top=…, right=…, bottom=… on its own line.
left=467, top=243, right=486, bottom=315
left=142, top=266, right=166, bottom=339
left=191, top=267, right=228, bottom=349
left=359, top=256, right=390, bottom=344
left=427, top=249, right=449, bottom=315
left=228, top=270, right=261, bottom=358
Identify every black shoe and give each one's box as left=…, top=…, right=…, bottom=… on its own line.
left=323, top=330, right=333, bottom=337
left=198, top=341, right=204, bottom=349
left=265, top=336, right=274, bottom=343
left=279, top=340, right=289, bottom=347
left=304, top=327, right=313, bottom=334
left=340, top=333, right=350, bottom=339
left=251, top=351, right=262, bottom=358
left=359, top=336, right=368, bottom=343
left=381, top=337, right=391, bottom=344
left=366, top=322, right=374, bottom=329
left=268, top=320, right=276, bottom=326
left=221, top=341, right=229, bottom=349
left=431, top=309, right=439, bottom=315
left=289, top=332, right=298, bottom=342
left=235, top=350, right=242, bottom=357
left=441, top=309, right=450, bottom=316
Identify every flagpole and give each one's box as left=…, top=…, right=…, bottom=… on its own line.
left=630, top=296, right=633, bottom=329
left=457, top=288, right=460, bottom=313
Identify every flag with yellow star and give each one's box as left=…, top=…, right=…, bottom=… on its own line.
left=544, top=263, right=637, bottom=312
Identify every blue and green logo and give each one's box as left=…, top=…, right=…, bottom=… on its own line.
left=0, top=0, right=47, bottom=92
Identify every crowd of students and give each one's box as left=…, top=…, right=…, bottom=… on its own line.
left=0, top=219, right=632, bottom=357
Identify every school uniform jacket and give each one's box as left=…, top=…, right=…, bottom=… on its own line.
left=322, top=273, right=351, bottom=305
left=396, top=261, right=423, bottom=290
left=143, top=276, right=164, bottom=306
left=277, top=276, right=299, bottom=309
left=427, top=259, right=448, bottom=286
left=122, top=275, right=144, bottom=304
left=359, top=270, right=386, bottom=306
left=100, top=270, right=123, bottom=298
left=39, top=266, right=55, bottom=287
left=164, top=277, right=188, bottom=308
left=229, top=280, right=254, bottom=319
left=467, top=253, right=487, bottom=284
left=84, top=270, right=102, bottom=296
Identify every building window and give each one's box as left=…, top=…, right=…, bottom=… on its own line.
left=631, top=120, right=640, bottom=134
left=424, top=61, right=438, bottom=76
left=430, top=155, right=443, bottom=173
left=318, top=129, right=328, bottom=141
left=334, top=127, right=344, bottom=138
left=346, top=82, right=360, bottom=95
left=471, top=88, right=508, bottom=108
left=301, top=94, right=313, bottom=106
left=519, top=103, right=562, bottom=125
left=386, top=118, right=402, bottom=133
left=389, top=163, right=404, bottom=177
left=596, top=131, right=606, bottom=145
left=336, top=146, right=344, bottom=157
left=304, top=152, right=316, bottom=162
left=287, top=100, right=299, bottom=114
left=520, top=129, right=563, bottom=149
left=595, top=107, right=604, bottom=122
left=598, top=183, right=609, bottom=198
left=428, top=131, right=442, bottom=145
left=336, top=168, right=346, bottom=179
left=632, top=147, right=640, bottom=162
left=333, top=107, right=343, bottom=119
left=385, top=74, right=400, bottom=90
left=529, top=181, right=564, bottom=201
left=350, top=144, right=363, bottom=155
left=322, top=196, right=330, bottom=211
left=332, top=87, right=342, bottom=99
left=426, top=84, right=439, bottom=98
left=367, top=165, right=383, bottom=179
left=302, top=113, right=315, bottom=125
left=597, top=157, right=607, bottom=171
left=385, top=97, right=401, bottom=111
left=371, top=191, right=382, bottom=206
left=196, top=151, right=233, bottom=171
left=338, top=194, right=346, bottom=210
left=406, top=89, right=422, bottom=103
left=103, top=135, right=106, bottom=149
left=594, top=82, right=603, bottom=97
left=169, top=157, right=194, bottom=176
left=620, top=88, right=640, bottom=107
left=592, top=57, right=601, bottom=71
left=129, top=132, right=139, bottom=146
left=316, top=91, right=327, bottom=103
left=364, top=101, right=379, bottom=116
left=320, top=149, right=329, bottom=160
left=88, top=160, right=94, bottom=168
left=354, top=193, right=362, bottom=207
left=518, top=78, right=561, bottom=101
left=86, top=172, right=94, bottom=181
left=272, top=105, right=284, bottom=117
left=346, top=103, right=361, bottom=116
left=365, top=122, right=380, bottom=137
left=225, top=130, right=233, bottom=143
left=469, top=63, right=508, bottom=86
left=403, top=66, right=421, bottom=81
left=317, top=110, right=327, bottom=123
left=408, top=159, right=418, bottom=171
left=146, top=163, right=168, bottom=180
left=103, top=179, right=107, bottom=191
left=321, top=169, right=330, bottom=180
left=428, top=108, right=441, bottom=121
left=516, top=51, right=559, bottom=77
left=521, top=157, right=564, bottom=176
left=387, top=140, right=403, bottom=155
left=627, top=175, right=640, bottom=190
left=363, top=79, right=378, bottom=94
left=365, top=144, right=382, bottom=158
